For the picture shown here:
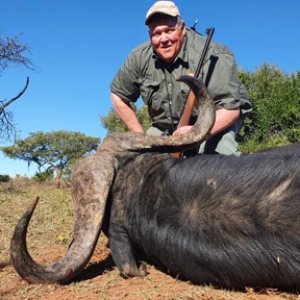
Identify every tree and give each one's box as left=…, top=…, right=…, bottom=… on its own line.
left=239, top=64, right=300, bottom=152
left=0, top=33, right=33, bottom=141
left=1, top=131, right=100, bottom=187
left=0, top=77, right=29, bottom=141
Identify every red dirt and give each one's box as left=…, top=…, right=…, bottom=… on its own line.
left=0, top=240, right=298, bottom=300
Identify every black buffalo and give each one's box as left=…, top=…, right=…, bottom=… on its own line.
left=10, top=76, right=300, bottom=290
left=106, top=146, right=300, bottom=290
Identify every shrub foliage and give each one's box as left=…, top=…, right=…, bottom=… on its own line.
left=239, top=64, right=300, bottom=152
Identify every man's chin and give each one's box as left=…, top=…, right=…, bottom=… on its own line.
left=155, top=49, right=175, bottom=62
left=160, top=53, right=175, bottom=63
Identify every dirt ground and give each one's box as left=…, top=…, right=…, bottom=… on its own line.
left=0, top=182, right=299, bottom=300
left=0, top=240, right=299, bottom=300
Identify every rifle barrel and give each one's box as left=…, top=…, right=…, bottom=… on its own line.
left=194, top=28, right=215, bottom=79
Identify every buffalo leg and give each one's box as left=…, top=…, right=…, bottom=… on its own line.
left=109, top=223, right=146, bottom=278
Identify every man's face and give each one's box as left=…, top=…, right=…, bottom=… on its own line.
left=148, top=15, right=186, bottom=63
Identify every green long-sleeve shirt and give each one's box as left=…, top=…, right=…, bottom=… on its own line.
left=111, top=28, right=252, bottom=131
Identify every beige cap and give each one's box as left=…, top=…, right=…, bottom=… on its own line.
left=145, top=1, right=180, bottom=25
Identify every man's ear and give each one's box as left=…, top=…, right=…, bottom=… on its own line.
left=182, top=24, right=187, bottom=36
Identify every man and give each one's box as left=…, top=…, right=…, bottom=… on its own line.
left=111, top=1, right=252, bottom=156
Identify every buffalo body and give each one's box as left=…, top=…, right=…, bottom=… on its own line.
left=107, top=146, right=300, bottom=289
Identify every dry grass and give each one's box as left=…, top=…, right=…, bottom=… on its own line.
left=0, top=180, right=299, bottom=300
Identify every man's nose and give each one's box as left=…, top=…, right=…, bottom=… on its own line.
left=160, top=32, right=169, bottom=42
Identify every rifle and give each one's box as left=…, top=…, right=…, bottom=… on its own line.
left=171, top=27, right=215, bottom=159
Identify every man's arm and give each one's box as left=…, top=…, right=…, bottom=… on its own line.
left=208, top=107, right=240, bottom=136
left=111, top=93, right=144, bottom=133
left=173, top=107, right=240, bottom=137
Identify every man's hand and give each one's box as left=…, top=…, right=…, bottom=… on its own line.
left=172, top=125, right=193, bottom=136
left=173, top=108, right=240, bottom=138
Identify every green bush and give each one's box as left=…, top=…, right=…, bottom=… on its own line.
left=0, top=174, right=10, bottom=182
left=239, top=64, right=300, bottom=152
left=32, top=169, right=54, bottom=183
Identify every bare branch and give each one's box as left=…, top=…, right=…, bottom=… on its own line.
left=0, top=33, right=33, bottom=142
left=0, top=77, right=29, bottom=114
left=0, top=109, right=15, bottom=141
left=0, top=34, right=33, bottom=75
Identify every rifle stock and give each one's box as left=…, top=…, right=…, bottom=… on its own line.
left=171, top=80, right=196, bottom=159
left=177, top=74, right=196, bottom=128
left=171, top=28, right=215, bottom=159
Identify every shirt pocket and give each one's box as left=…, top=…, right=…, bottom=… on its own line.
left=140, top=79, right=161, bottom=105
